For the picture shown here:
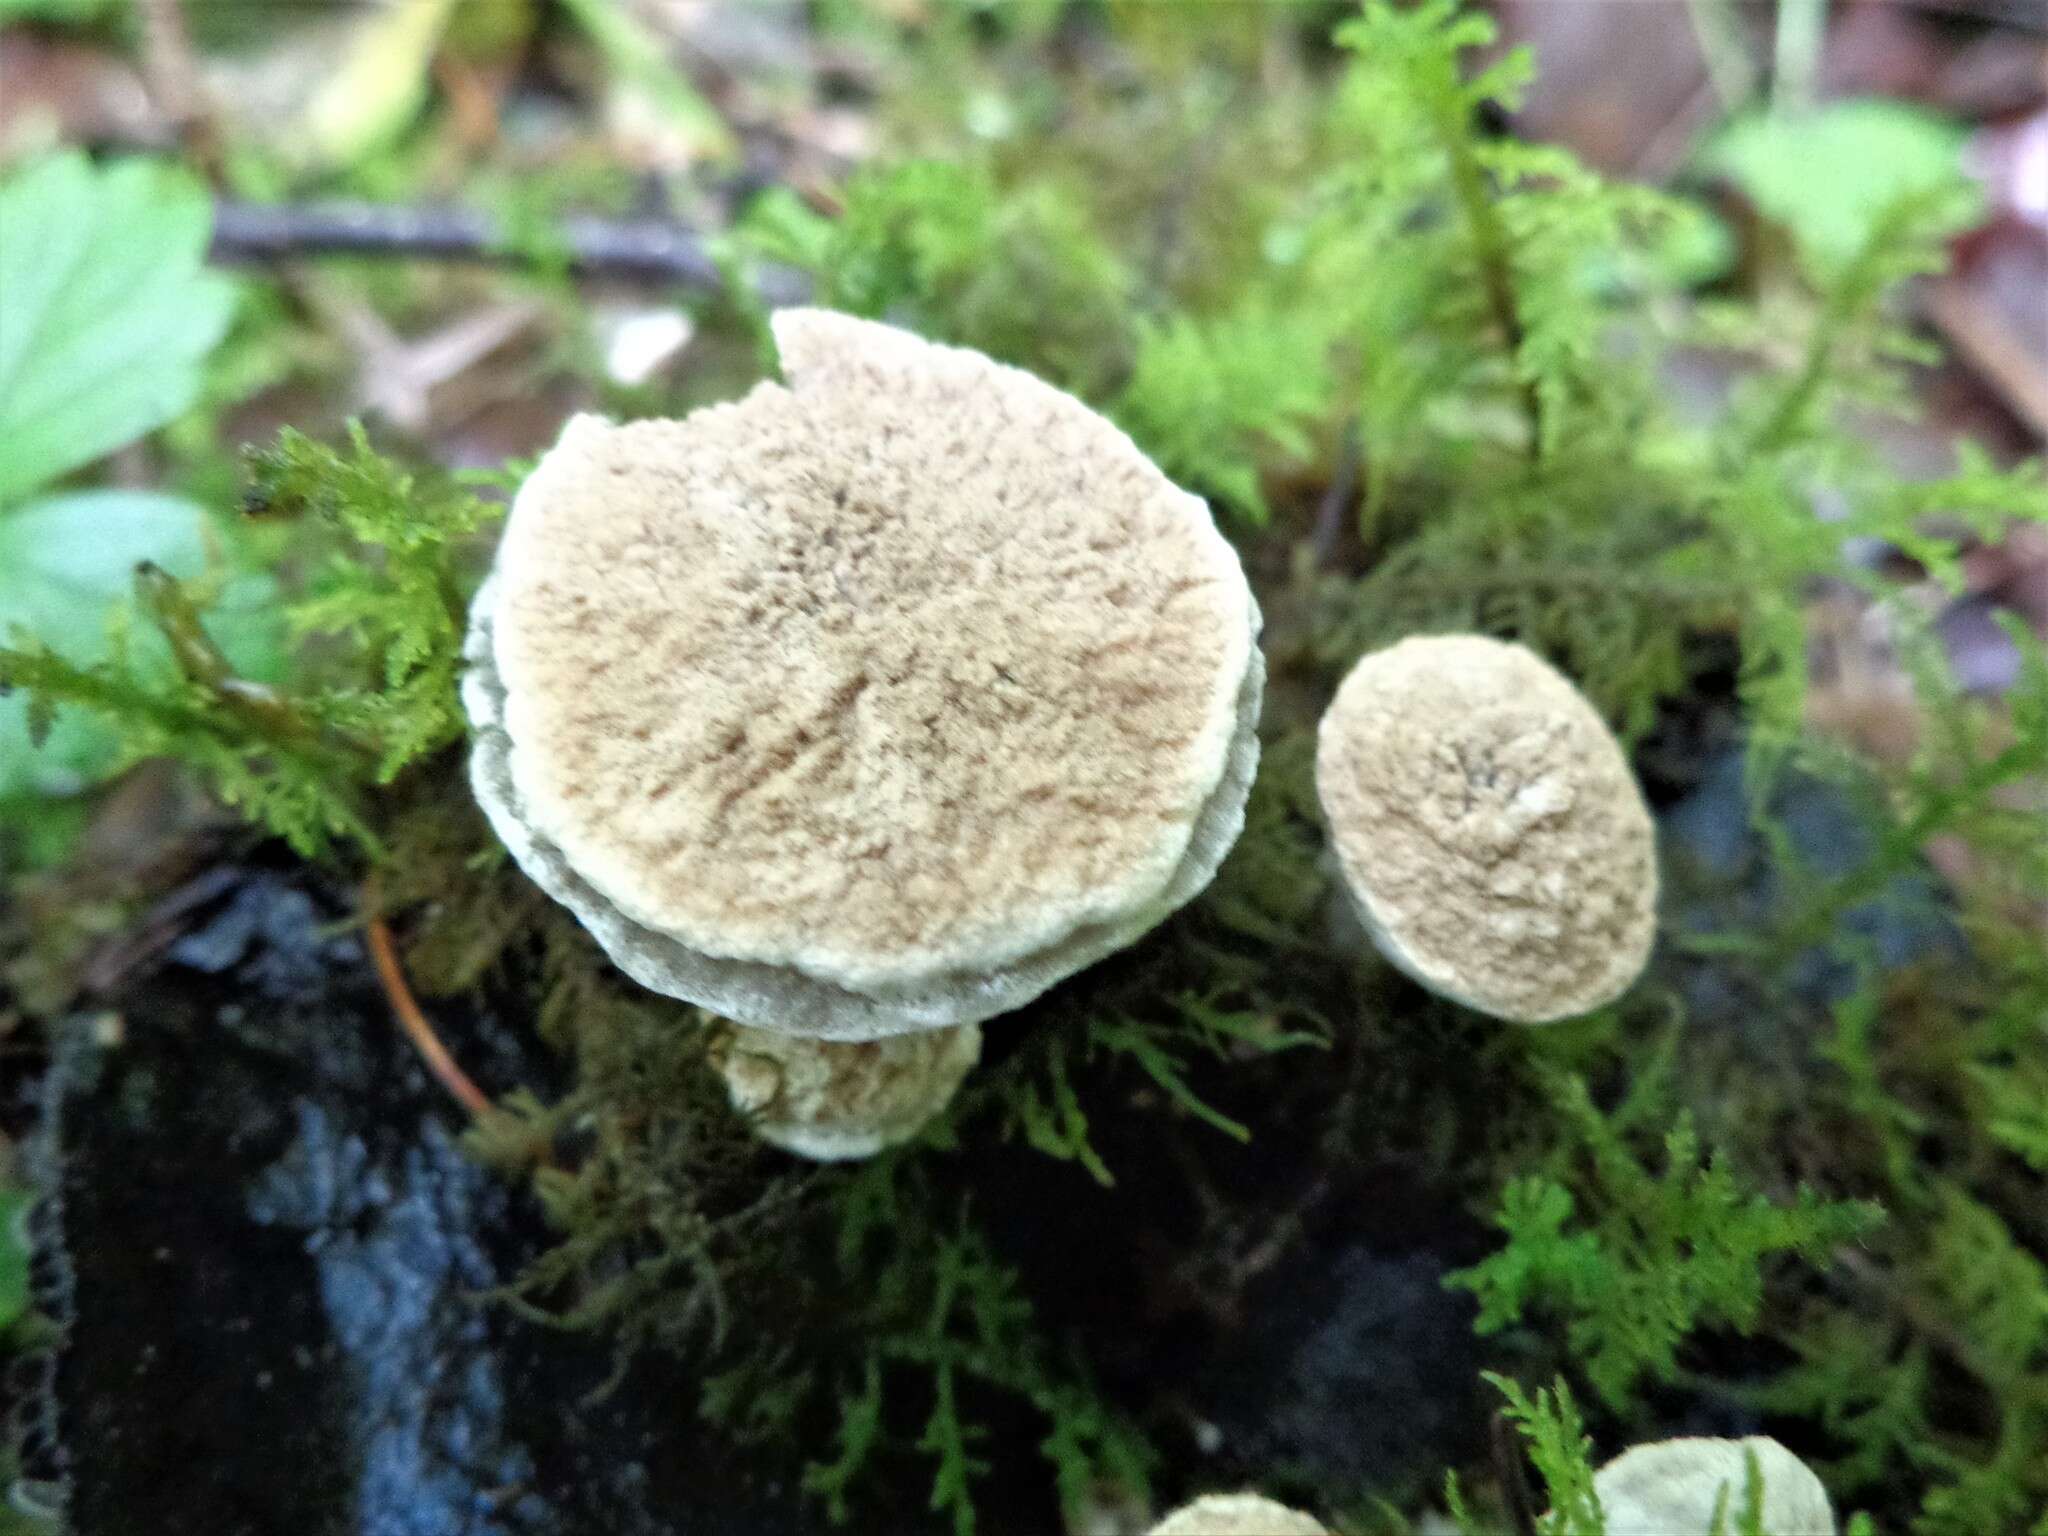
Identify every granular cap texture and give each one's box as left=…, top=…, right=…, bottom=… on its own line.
left=465, top=308, right=1262, bottom=1039
left=713, top=1022, right=981, bottom=1162
left=1315, top=634, right=1656, bottom=1023
left=1592, top=1437, right=1835, bottom=1535
left=1148, top=1493, right=1327, bottom=1535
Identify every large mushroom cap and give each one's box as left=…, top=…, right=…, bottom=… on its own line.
left=713, top=1021, right=981, bottom=1161
left=1314, top=634, right=1656, bottom=1023
left=1148, top=1492, right=1327, bottom=1535
left=466, top=309, right=1262, bottom=1039
left=1593, top=1436, right=1835, bottom=1535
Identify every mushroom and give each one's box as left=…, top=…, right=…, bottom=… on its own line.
left=712, top=1021, right=981, bottom=1161
left=464, top=309, right=1262, bottom=1040
left=1314, top=634, right=1656, bottom=1024
left=1155, top=1499, right=1327, bottom=1531
left=1590, top=1436, right=1835, bottom=1535
left=1148, top=1492, right=1328, bottom=1535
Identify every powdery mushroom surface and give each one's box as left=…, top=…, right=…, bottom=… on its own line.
left=713, top=1022, right=982, bottom=1161
left=466, top=309, right=1261, bottom=1039
left=1315, top=635, right=1656, bottom=1024
left=1147, top=1493, right=1327, bottom=1535
left=1593, top=1436, right=1836, bottom=1535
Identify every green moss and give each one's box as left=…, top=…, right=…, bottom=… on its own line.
left=0, top=423, right=500, bottom=861
left=466, top=918, right=805, bottom=1367
left=1448, top=1064, right=1886, bottom=1409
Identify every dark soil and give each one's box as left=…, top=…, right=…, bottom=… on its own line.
left=31, top=868, right=809, bottom=1536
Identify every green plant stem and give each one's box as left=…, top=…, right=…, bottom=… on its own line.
left=1771, top=0, right=1826, bottom=118
left=1749, top=268, right=1861, bottom=455
left=1746, top=189, right=1946, bottom=455
left=132, top=562, right=383, bottom=849
left=0, top=644, right=380, bottom=854
left=1433, top=100, right=1545, bottom=460
left=1686, top=0, right=1758, bottom=110
left=136, top=563, right=322, bottom=750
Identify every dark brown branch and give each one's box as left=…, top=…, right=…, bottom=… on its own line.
left=208, top=199, right=811, bottom=304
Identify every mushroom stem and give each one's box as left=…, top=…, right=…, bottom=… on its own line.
left=362, top=884, right=494, bottom=1119
left=1147, top=1493, right=1327, bottom=1535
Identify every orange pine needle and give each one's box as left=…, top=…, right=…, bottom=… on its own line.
left=362, top=887, right=493, bottom=1120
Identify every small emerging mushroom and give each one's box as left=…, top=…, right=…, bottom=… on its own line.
left=712, top=1021, right=981, bottom=1161
left=1148, top=1492, right=1327, bottom=1535
left=465, top=309, right=1262, bottom=1041
left=1314, top=635, right=1656, bottom=1023
left=1591, top=1436, right=1835, bottom=1535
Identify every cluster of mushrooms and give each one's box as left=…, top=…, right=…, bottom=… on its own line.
left=462, top=311, right=1822, bottom=1532
left=1147, top=1434, right=1836, bottom=1533
left=464, top=308, right=1657, bottom=1153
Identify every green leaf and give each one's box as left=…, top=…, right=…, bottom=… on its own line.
left=1703, top=100, right=1978, bottom=274
left=0, top=491, right=210, bottom=657
left=0, top=153, right=236, bottom=506
left=0, top=490, right=213, bottom=799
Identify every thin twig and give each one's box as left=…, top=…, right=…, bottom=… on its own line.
left=1901, top=0, right=2048, bottom=26
left=1684, top=0, right=1759, bottom=113
left=1491, top=1410, right=1542, bottom=1536
left=208, top=199, right=810, bottom=304
left=1632, top=78, right=1732, bottom=184
left=1311, top=415, right=1362, bottom=569
left=1925, top=276, right=2048, bottom=441
left=363, top=883, right=494, bottom=1120
left=1771, top=0, right=1828, bottom=118
left=1229, top=1025, right=1368, bottom=1287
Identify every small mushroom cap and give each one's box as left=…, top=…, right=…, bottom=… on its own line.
left=465, top=309, right=1262, bottom=1039
left=1148, top=1493, right=1327, bottom=1535
left=1593, top=1436, right=1835, bottom=1535
left=1314, top=634, right=1656, bottom=1023
left=713, top=1021, right=981, bottom=1161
